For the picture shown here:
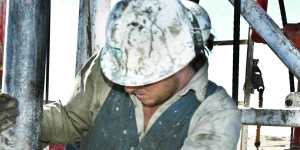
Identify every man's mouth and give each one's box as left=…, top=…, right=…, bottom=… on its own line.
left=135, top=92, right=146, bottom=100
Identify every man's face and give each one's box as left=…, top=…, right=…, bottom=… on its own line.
left=124, top=75, right=180, bottom=108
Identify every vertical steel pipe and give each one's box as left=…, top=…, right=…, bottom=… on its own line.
left=228, top=0, right=300, bottom=79
left=240, top=28, right=255, bottom=150
left=76, top=0, right=92, bottom=74
left=76, top=0, right=110, bottom=73
left=2, top=0, right=50, bottom=149
left=90, top=0, right=110, bottom=54
left=278, top=0, right=295, bottom=93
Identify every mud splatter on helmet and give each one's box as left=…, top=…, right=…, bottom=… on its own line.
left=100, top=0, right=211, bottom=86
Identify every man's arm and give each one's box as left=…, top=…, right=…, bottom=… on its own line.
left=41, top=53, right=112, bottom=143
left=182, top=87, right=241, bottom=150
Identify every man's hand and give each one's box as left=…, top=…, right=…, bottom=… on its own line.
left=0, top=93, right=18, bottom=133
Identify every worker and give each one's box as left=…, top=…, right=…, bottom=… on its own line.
left=0, top=0, right=241, bottom=149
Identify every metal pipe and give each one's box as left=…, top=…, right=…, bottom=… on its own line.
left=278, top=0, right=287, bottom=25
left=2, top=0, right=50, bottom=149
left=75, top=0, right=110, bottom=74
left=232, top=0, right=241, bottom=104
left=213, top=39, right=248, bottom=46
left=277, top=0, right=298, bottom=148
left=278, top=0, right=295, bottom=93
left=228, top=0, right=300, bottom=79
left=90, top=0, right=110, bottom=54
left=76, top=0, right=92, bottom=74
left=240, top=28, right=255, bottom=150
left=241, top=108, right=300, bottom=127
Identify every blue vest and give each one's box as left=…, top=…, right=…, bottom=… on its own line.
left=81, top=82, right=217, bottom=150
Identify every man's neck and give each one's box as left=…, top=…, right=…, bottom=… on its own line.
left=143, top=106, right=158, bottom=130
left=175, top=66, right=196, bottom=92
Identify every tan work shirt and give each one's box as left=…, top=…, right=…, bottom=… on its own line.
left=42, top=53, right=241, bottom=150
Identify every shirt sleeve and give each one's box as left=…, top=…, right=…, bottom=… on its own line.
left=41, top=53, right=112, bottom=143
left=181, top=87, right=241, bottom=150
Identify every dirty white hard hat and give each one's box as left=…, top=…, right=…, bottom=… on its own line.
left=100, top=0, right=211, bottom=86
left=181, top=0, right=211, bottom=50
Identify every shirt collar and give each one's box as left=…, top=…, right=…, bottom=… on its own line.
left=176, top=62, right=208, bottom=102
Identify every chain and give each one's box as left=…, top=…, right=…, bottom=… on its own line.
left=251, top=59, right=265, bottom=150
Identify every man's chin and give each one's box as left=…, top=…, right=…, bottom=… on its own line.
left=140, top=100, right=165, bottom=109
left=140, top=100, right=158, bottom=108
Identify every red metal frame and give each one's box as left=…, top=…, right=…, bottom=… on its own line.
left=284, top=23, right=300, bottom=48
left=0, top=0, right=6, bottom=80
left=49, top=144, right=65, bottom=150
left=291, top=126, right=300, bottom=149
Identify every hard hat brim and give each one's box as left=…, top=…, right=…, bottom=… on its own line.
left=100, top=45, right=195, bottom=86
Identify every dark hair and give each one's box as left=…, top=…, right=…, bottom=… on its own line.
left=189, top=33, right=214, bottom=71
